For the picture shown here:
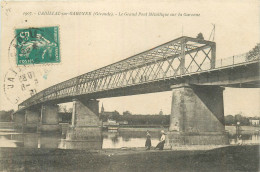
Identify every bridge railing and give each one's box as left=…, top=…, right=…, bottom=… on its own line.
left=186, top=52, right=259, bottom=73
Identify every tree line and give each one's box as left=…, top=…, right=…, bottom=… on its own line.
left=0, top=110, right=14, bottom=122
left=100, top=111, right=170, bottom=126
left=225, top=114, right=259, bottom=126
left=0, top=108, right=258, bottom=127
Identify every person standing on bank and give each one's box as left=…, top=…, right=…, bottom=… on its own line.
left=155, top=130, right=166, bottom=150
left=145, top=130, right=151, bottom=150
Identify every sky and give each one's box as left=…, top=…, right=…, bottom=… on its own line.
left=0, top=0, right=259, bottom=117
left=99, top=88, right=260, bottom=116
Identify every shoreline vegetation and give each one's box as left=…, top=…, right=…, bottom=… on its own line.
left=0, top=145, right=258, bottom=171
left=0, top=122, right=259, bottom=132
left=1, top=109, right=259, bottom=127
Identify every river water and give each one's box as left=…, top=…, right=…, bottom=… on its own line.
left=0, top=125, right=259, bottom=149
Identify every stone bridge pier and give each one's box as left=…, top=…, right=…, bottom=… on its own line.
left=13, top=112, right=25, bottom=132
left=66, top=99, right=103, bottom=149
left=167, top=84, right=229, bottom=146
left=39, top=104, right=61, bottom=133
left=24, top=109, right=40, bottom=132
left=13, top=104, right=61, bottom=133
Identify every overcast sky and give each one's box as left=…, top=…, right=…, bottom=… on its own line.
left=1, top=0, right=259, bottom=117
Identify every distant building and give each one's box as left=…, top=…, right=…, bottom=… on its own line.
left=159, top=109, right=163, bottom=115
left=118, top=121, right=128, bottom=125
left=100, top=103, right=119, bottom=121
left=107, top=119, right=117, bottom=124
left=103, top=119, right=119, bottom=130
left=249, top=119, right=260, bottom=126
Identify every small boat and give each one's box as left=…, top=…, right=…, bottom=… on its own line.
left=108, top=126, right=119, bottom=131
left=103, top=119, right=119, bottom=131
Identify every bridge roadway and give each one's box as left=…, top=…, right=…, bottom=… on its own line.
left=13, top=36, right=260, bottom=146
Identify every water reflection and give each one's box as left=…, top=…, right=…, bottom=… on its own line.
left=65, top=127, right=103, bottom=150
left=40, top=134, right=60, bottom=148
left=0, top=127, right=259, bottom=150
left=24, top=134, right=38, bottom=148
left=0, top=136, right=18, bottom=147
left=229, top=133, right=259, bottom=145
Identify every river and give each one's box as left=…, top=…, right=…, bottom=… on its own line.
left=0, top=124, right=259, bottom=149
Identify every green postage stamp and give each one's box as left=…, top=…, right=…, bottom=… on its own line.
left=15, top=26, right=60, bottom=65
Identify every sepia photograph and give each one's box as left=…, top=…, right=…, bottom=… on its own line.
left=0, top=0, right=259, bottom=171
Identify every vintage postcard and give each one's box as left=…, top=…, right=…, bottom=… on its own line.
left=0, top=0, right=259, bottom=171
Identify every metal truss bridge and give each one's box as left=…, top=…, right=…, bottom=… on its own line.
left=19, top=36, right=260, bottom=109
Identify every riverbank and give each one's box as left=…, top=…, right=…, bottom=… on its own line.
left=0, top=145, right=258, bottom=172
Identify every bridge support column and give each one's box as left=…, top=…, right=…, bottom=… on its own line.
left=167, top=84, right=228, bottom=146
left=66, top=99, right=102, bottom=150
left=39, top=104, right=61, bottom=133
left=13, top=112, right=25, bottom=132
left=24, top=109, right=40, bottom=133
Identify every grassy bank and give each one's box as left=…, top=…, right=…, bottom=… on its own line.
left=0, top=145, right=258, bottom=172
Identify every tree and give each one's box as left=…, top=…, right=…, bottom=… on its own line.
left=67, top=108, right=73, bottom=113
left=225, top=115, right=235, bottom=125
left=123, top=111, right=132, bottom=116
left=234, top=114, right=242, bottom=123
left=112, top=111, right=120, bottom=121
left=58, top=105, right=67, bottom=113
left=226, top=114, right=250, bottom=126
left=0, top=110, right=14, bottom=122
